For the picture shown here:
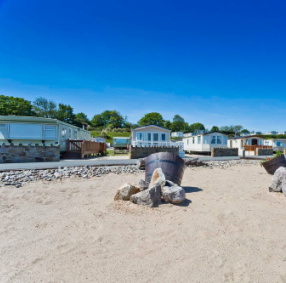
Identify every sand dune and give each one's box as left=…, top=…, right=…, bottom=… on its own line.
left=1, top=165, right=286, bottom=283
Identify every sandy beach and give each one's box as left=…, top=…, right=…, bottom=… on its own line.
left=1, top=164, right=286, bottom=283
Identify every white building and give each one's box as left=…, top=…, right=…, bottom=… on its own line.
left=183, top=132, right=228, bottom=153
left=171, top=132, right=184, bottom=138
left=264, top=139, right=286, bottom=152
left=0, top=116, right=92, bottom=152
left=278, top=131, right=286, bottom=135
left=131, top=125, right=184, bottom=157
left=228, top=135, right=266, bottom=156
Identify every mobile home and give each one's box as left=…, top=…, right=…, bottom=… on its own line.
left=228, top=135, right=267, bottom=155
left=0, top=116, right=92, bottom=152
left=183, top=132, right=228, bottom=153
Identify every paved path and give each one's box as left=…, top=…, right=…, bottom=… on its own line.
left=0, top=156, right=245, bottom=171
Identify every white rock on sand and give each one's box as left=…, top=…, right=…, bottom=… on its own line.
left=1, top=164, right=286, bottom=282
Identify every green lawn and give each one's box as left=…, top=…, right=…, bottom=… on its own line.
left=90, top=130, right=131, bottom=144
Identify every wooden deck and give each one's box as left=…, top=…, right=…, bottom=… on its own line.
left=63, top=140, right=106, bottom=159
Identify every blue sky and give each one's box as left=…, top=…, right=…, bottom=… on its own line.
left=0, top=0, right=285, bottom=131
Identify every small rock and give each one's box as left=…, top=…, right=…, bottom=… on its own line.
left=162, top=184, right=186, bottom=204
left=138, top=179, right=149, bottom=191
left=114, top=183, right=140, bottom=201
left=130, top=183, right=161, bottom=207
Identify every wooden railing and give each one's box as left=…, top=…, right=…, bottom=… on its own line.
left=244, top=145, right=272, bottom=152
left=67, top=140, right=106, bottom=159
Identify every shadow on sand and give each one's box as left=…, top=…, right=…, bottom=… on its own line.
left=182, top=186, right=203, bottom=194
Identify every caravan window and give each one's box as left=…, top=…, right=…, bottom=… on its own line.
left=217, top=136, right=222, bottom=144
left=145, top=133, right=151, bottom=141
left=44, top=125, right=57, bottom=140
left=161, top=133, right=166, bottom=141
left=277, top=142, right=282, bottom=147
left=73, top=130, right=78, bottom=140
left=211, top=136, right=216, bottom=144
left=223, top=136, right=227, bottom=144
left=136, top=132, right=143, bottom=141
left=9, top=124, right=42, bottom=139
left=0, top=124, right=7, bottom=139
left=197, top=136, right=201, bottom=144
left=68, top=128, right=72, bottom=139
left=153, top=133, right=159, bottom=141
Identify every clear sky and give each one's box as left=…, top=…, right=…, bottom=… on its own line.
left=0, top=0, right=285, bottom=131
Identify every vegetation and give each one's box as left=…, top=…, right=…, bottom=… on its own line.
left=138, top=112, right=164, bottom=127
left=0, top=95, right=34, bottom=116
left=261, top=151, right=282, bottom=165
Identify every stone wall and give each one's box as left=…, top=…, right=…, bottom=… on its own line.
left=0, top=143, right=60, bottom=163
left=129, top=146, right=179, bottom=159
left=256, top=148, right=273, bottom=156
left=211, top=147, right=238, bottom=157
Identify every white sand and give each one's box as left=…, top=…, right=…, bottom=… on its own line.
left=1, top=165, right=286, bottom=283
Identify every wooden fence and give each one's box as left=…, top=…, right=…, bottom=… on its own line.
left=66, top=140, right=106, bottom=159
left=244, top=145, right=272, bottom=152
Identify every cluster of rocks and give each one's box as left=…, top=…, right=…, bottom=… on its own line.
left=269, top=167, right=286, bottom=196
left=204, top=160, right=260, bottom=169
left=0, top=165, right=141, bottom=188
left=114, top=168, right=186, bottom=207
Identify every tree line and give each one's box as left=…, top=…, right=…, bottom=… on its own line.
left=0, top=95, right=250, bottom=135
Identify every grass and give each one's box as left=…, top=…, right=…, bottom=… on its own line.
left=106, top=149, right=129, bottom=156
left=90, top=130, right=131, bottom=144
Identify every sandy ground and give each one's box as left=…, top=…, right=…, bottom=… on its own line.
left=1, top=165, right=286, bottom=283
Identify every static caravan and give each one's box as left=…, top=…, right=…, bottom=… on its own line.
left=113, top=137, right=131, bottom=149
left=228, top=135, right=266, bottom=156
left=264, top=139, right=286, bottom=152
left=183, top=132, right=228, bottom=153
left=0, top=116, right=92, bottom=152
left=131, top=125, right=171, bottom=146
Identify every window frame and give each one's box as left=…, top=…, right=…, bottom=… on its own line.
left=43, top=125, right=57, bottom=140
left=211, top=136, right=216, bottom=144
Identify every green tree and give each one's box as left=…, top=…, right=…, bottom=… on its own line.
left=0, top=95, right=34, bottom=116
left=138, top=112, right=164, bottom=127
left=33, top=97, right=58, bottom=118
left=170, top=115, right=188, bottom=132
left=57, top=103, right=76, bottom=124
left=164, top=120, right=172, bottom=130
left=241, top=129, right=250, bottom=134
left=189, top=123, right=205, bottom=132
left=75, top=112, right=90, bottom=128
left=210, top=126, right=220, bottom=132
left=91, top=110, right=125, bottom=128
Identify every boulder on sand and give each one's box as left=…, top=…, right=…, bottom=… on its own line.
left=130, top=183, right=161, bottom=207
left=149, top=168, right=166, bottom=189
left=114, top=183, right=140, bottom=201
left=162, top=184, right=186, bottom=204
left=269, top=167, right=286, bottom=193
left=138, top=179, right=149, bottom=191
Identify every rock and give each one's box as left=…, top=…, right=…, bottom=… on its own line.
left=149, top=168, right=166, bottom=189
left=130, top=184, right=161, bottom=207
left=269, top=167, right=286, bottom=192
left=138, top=179, right=149, bottom=191
left=114, top=183, right=140, bottom=201
left=162, top=184, right=186, bottom=204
